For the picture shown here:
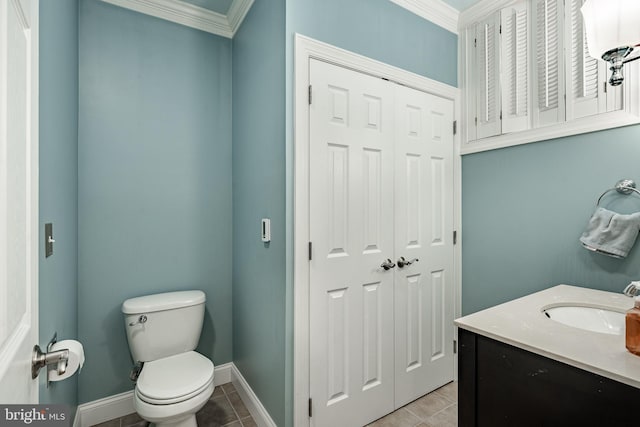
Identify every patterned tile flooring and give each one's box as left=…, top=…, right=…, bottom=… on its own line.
left=367, top=382, right=458, bottom=427
left=93, top=381, right=457, bottom=427
left=92, top=383, right=256, bottom=427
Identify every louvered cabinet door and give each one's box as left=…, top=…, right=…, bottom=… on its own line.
left=565, top=0, right=606, bottom=120
left=475, top=12, right=501, bottom=140
left=465, top=26, right=477, bottom=142
left=532, top=0, right=565, bottom=127
left=500, top=2, right=530, bottom=133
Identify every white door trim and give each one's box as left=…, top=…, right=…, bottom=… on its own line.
left=293, top=33, right=462, bottom=427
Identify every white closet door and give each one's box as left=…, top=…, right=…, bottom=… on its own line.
left=532, top=0, right=565, bottom=127
left=309, top=58, right=395, bottom=427
left=565, top=0, right=606, bottom=120
left=393, top=85, right=455, bottom=408
left=501, top=2, right=530, bottom=133
left=475, top=12, right=502, bottom=139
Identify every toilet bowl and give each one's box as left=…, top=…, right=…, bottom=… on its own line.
left=122, top=291, right=214, bottom=427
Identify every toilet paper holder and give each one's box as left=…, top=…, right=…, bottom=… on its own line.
left=32, top=332, right=69, bottom=386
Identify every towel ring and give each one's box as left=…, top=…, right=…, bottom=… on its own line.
left=596, top=179, right=640, bottom=206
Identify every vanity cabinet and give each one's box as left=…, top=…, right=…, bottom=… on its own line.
left=459, top=329, right=640, bottom=426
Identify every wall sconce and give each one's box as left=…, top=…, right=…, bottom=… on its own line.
left=581, top=0, right=640, bottom=86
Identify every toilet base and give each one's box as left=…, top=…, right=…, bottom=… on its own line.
left=152, top=414, right=197, bottom=427
left=134, top=382, right=214, bottom=427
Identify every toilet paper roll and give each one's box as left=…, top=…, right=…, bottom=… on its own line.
left=47, top=340, right=85, bottom=382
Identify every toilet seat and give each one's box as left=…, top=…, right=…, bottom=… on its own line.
left=136, top=351, right=214, bottom=405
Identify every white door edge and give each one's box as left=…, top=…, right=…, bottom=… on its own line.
left=0, top=0, right=39, bottom=403
left=293, top=33, right=462, bottom=427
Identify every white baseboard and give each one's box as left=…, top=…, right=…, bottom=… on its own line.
left=76, top=389, right=136, bottom=427
left=231, top=365, right=277, bottom=427
left=74, top=363, right=233, bottom=427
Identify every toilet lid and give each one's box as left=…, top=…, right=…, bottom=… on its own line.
left=136, top=351, right=214, bottom=402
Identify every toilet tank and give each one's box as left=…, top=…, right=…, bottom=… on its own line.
left=122, top=290, right=206, bottom=362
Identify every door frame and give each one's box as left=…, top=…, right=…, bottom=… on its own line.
left=293, top=34, right=462, bottom=427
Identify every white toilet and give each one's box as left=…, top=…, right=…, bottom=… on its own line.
left=122, top=290, right=214, bottom=427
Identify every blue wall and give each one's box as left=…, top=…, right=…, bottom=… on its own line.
left=78, top=0, right=233, bottom=402
left=231, top=0, right=287, bottom=425
left=462, top=124, right=640, bottom=315
left=287, top=0, right=458, bottom=87
left=231, top=2, right=458, bottom=425
left=39, top=0, right=79, bottom=407
left=287, top=0, right=458, bottom=86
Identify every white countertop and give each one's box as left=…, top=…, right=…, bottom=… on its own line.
left=455, top=284, right=640, bottom=389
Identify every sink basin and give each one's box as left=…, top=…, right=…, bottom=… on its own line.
left=543, top=305, right=625, bottom=335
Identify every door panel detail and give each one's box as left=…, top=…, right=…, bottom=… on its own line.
left=406, top=106, right=421, bottom=137
left=363, top=149, right=382, bottom=254
left=406, top=274, right=423, bottom=372
left=430, top=156, right=445, bottom=246
left=328, top=144, right=349, bottom=258
left=430, top=270, right=445, bottom=361
left=362, top=282, right=382, bottom=390
left=430, top=110, right=445, bottom=142
left=329, top=86, right=349, bottom=126
left=405, top=154, right=421, bottom=248
left=327, top=288, right=349, bottom=404
left=364, top=95, right=382, bottom=131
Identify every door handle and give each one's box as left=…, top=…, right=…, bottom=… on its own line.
left=397, top=257, right=419, bottom=268
left=380, top=259, right=396, bottom=270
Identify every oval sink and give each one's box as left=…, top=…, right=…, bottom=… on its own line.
left=543, top=305, right=625, bottom=335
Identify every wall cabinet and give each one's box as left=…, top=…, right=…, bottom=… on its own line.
left=461, top=0, right=637, bottom=153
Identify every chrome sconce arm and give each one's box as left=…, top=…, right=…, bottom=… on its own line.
left=602, top=47, right=640, bottom=86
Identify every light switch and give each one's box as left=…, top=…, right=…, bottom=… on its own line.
left=45, top=223, right=54, bottom=258
left=261, top=218, right=271, bottom=242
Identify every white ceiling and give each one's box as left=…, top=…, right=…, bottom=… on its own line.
left=440, top=0, right=482, bottom=11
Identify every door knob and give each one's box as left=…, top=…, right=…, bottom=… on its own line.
left=380, top=259, right=396, bottom=270
left=397, top=256, right=419, bottom=268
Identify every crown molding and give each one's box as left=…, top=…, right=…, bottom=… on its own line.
left=458, top=0, right=519, bottom=27
left=389, top=0, right=459, bottom=35
left=100, top=0, right=253, bottom=38
left=226, top=0, right=254, bottom=35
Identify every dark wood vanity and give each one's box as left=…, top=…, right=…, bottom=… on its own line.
left=458, top=328, right=640, bottom=426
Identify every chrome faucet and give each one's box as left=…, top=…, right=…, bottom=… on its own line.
left=623, top=281, right=640, bottom=297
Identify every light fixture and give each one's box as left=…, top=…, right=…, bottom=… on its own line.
left=581, top=0, right=640, bottom=86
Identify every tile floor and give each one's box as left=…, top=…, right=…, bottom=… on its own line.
left=367, top=382, right=458, bottom=427
left=93, top=381, right=456, bottom=427
left=92, top=383, right=256, bottom=427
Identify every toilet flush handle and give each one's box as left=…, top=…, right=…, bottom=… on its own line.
left=129, top=315, right=147, bottom=326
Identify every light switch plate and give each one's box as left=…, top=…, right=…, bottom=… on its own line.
left=45, top=223, right=53, bottom=257
left=261, top=218, right=271, bottom=242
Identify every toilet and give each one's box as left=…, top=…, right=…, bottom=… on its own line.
left=122, top=290, right=214, bottom=427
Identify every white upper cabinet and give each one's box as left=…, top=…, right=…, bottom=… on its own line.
left=460, top=0, right=640, bottom=153
left=474, top=12, right=502, bottom=139
left=501, top=2, right=530, bottom=133
left=564, top=0, right=606, bottom=120
left=532, top=0, right=565, bottom=127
